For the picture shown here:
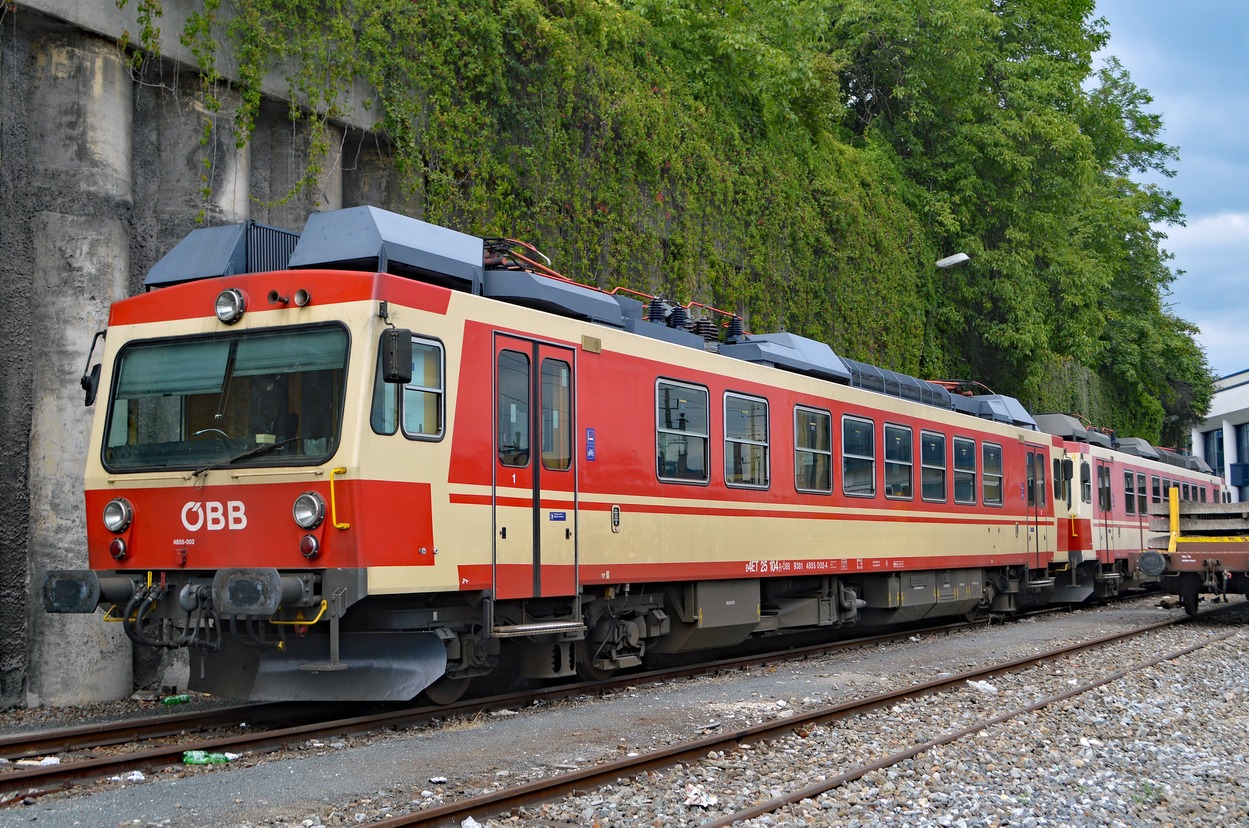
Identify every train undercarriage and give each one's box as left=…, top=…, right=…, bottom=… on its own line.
left=39, top=559, right=1135, bottom=703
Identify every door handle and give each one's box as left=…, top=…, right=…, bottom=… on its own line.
left=500, top=527, right=506, bottom=539
left=565, top=528, right=572, bottom=540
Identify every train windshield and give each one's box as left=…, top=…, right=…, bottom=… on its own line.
left=103, top=325, right=349, bottom=471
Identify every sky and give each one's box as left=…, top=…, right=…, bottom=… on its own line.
left=1093, top=1, right=1249, bottom=378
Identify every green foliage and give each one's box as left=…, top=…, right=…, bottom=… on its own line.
left=130, top=0, right=1211, bottom=439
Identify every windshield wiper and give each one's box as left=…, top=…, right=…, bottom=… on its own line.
left=192, top=437, right=298, bottom=477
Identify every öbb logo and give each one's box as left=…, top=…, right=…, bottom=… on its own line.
left=181, top=501, right=248, bottom=531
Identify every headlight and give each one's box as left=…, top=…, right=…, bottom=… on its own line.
left=103, top=498, right=133, bottom=533
left=214, top=288, right=246, bottom=324
left=292, top=492, right=326, bottom=529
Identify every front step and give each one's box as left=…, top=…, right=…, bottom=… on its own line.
left=492, top=620, right=586, bottom=638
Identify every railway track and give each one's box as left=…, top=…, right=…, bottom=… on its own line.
left=0, top=617, right=994, bottom=805
left=353, top=607, right=1239, bottom=827
left=0, top=594, right=1175, bottom=809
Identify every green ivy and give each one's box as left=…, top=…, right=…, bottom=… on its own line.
left=124, top=0, right=1212, bottom=442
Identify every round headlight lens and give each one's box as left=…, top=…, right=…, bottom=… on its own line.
left=103, top=498, right=133, bottom=533
left=214, top=288, right=246, bottom=324
left=292, top=492, right=326, bottom=529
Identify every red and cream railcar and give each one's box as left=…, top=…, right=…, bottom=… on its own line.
left=43, top=206, right=1165, bottom=702
left=1035, top=415, right=1224, bottom=601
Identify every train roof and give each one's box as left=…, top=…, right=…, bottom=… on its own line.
left=1117, top=436, right=1161, bottom=461
left=1034, top=413, right=1215, bottom=475
left=143, top=206, right=1046, bottom=434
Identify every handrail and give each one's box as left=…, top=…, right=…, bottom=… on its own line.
left=330, top=467, right=350, bottom=529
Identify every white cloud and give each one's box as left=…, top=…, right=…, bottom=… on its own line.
left=1161, top=213, right=1249, bottom=377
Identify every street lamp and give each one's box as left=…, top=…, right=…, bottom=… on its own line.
left=936, top=253, right=970, bottom=269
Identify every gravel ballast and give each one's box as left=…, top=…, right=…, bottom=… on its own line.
left=3, top=596, right=1245, bottom=827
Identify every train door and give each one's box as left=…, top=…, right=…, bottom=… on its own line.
left=492, top=334, right=578, bottom=600
left=1095, top=458, right=1114, bottom=563
left=1024, top=447, right=1051, bottom=568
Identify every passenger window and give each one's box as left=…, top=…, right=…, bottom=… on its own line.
left=725, top=392, right=769, bottom=488
left=1137, top=473, right=1147, bottom=515
left=1036, top=453, right=1046, bottom=508
left=842, top=416, right=875, bottom=497
left=497, top=350, right=530, bottom=467
left=795, top=406, right=832, bottom=493
left=1151, top=475, right=1161, bottom=504
left=371, top=334, right=445, bottom=440
left=541, top=359, right=571, bottom=471
left=1124, top=470, right=1135, bottom=515
left=953, top=437, right=977, bottom=504
left=403, top=339, right=445, bottom=439
left=921, top=431, right=946, bottom=502
left=1081, top=461, right=1092, bottom=504
left=983, top=443, right=1003, bottom=506
left=656, top=380, right=709, bottom=483
left=884, top=424, right=913, bottom=499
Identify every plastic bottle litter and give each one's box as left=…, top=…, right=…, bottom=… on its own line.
left=162, top=694, right=191, bottom=705
left=182, top=750, right=230, bottom=765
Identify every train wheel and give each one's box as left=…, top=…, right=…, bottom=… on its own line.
left=575, top=639, right=616, bottom=681
left=1181, top=591, right=1198, bottom=617
left=421, top=675, right=471, bottom=706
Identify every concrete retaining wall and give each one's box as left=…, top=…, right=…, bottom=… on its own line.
left=0, top=6, right=416, bottom=707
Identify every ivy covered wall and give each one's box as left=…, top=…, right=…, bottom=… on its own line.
left=119, top=0, right=1213, bottom=445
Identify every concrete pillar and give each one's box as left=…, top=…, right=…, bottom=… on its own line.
left=1223, top=420, right=1239, bottom=502
left=23, top=33, right=134, bottom=706
left=132, top=74, right=251, bottom=290
left=250, top=101, right=344, bottom=230
left=342, top=131, right=424, bottom=218
left=0, top=13, right=34, bottom=711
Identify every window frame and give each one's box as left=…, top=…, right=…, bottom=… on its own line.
left=655, top=378, right=711, bottom=485
left=540, top=356, right=572, bottom=472
left=841, top=415, right=876, bottom=498
left=883, top=423, right=914, bottom=501
left=105, top=322, right=350, bottom=474
left=496, top=349, right=532, bottom=469
left=920, top=430, right=947, bottom=503
left=982, top=442, right=1004, bottom=507
left=953, top=436, right=977, bottom=505
left=398, top=336, right=446, bottom=441
left=794, top=405, right=833, bottom=494
left=724, top=391, right=770, bottom=489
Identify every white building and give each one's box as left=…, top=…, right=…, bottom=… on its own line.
left=1191, top=369, right=1249, bottom=502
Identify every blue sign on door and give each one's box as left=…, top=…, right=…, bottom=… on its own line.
left=586, top=427, right=596, bottom=461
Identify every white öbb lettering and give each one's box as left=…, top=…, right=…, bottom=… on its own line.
left=181, top=501, right=248, bottom=531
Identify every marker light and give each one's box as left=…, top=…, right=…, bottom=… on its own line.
left=214, top=288, right=247, bottom=324
left=299, top=534, right=320, bottom=559
left=103, top=498, right=133, bottom=533
left=292, top=492, right=326, bottom=529
left=109, top=538, right=127, bottom=560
